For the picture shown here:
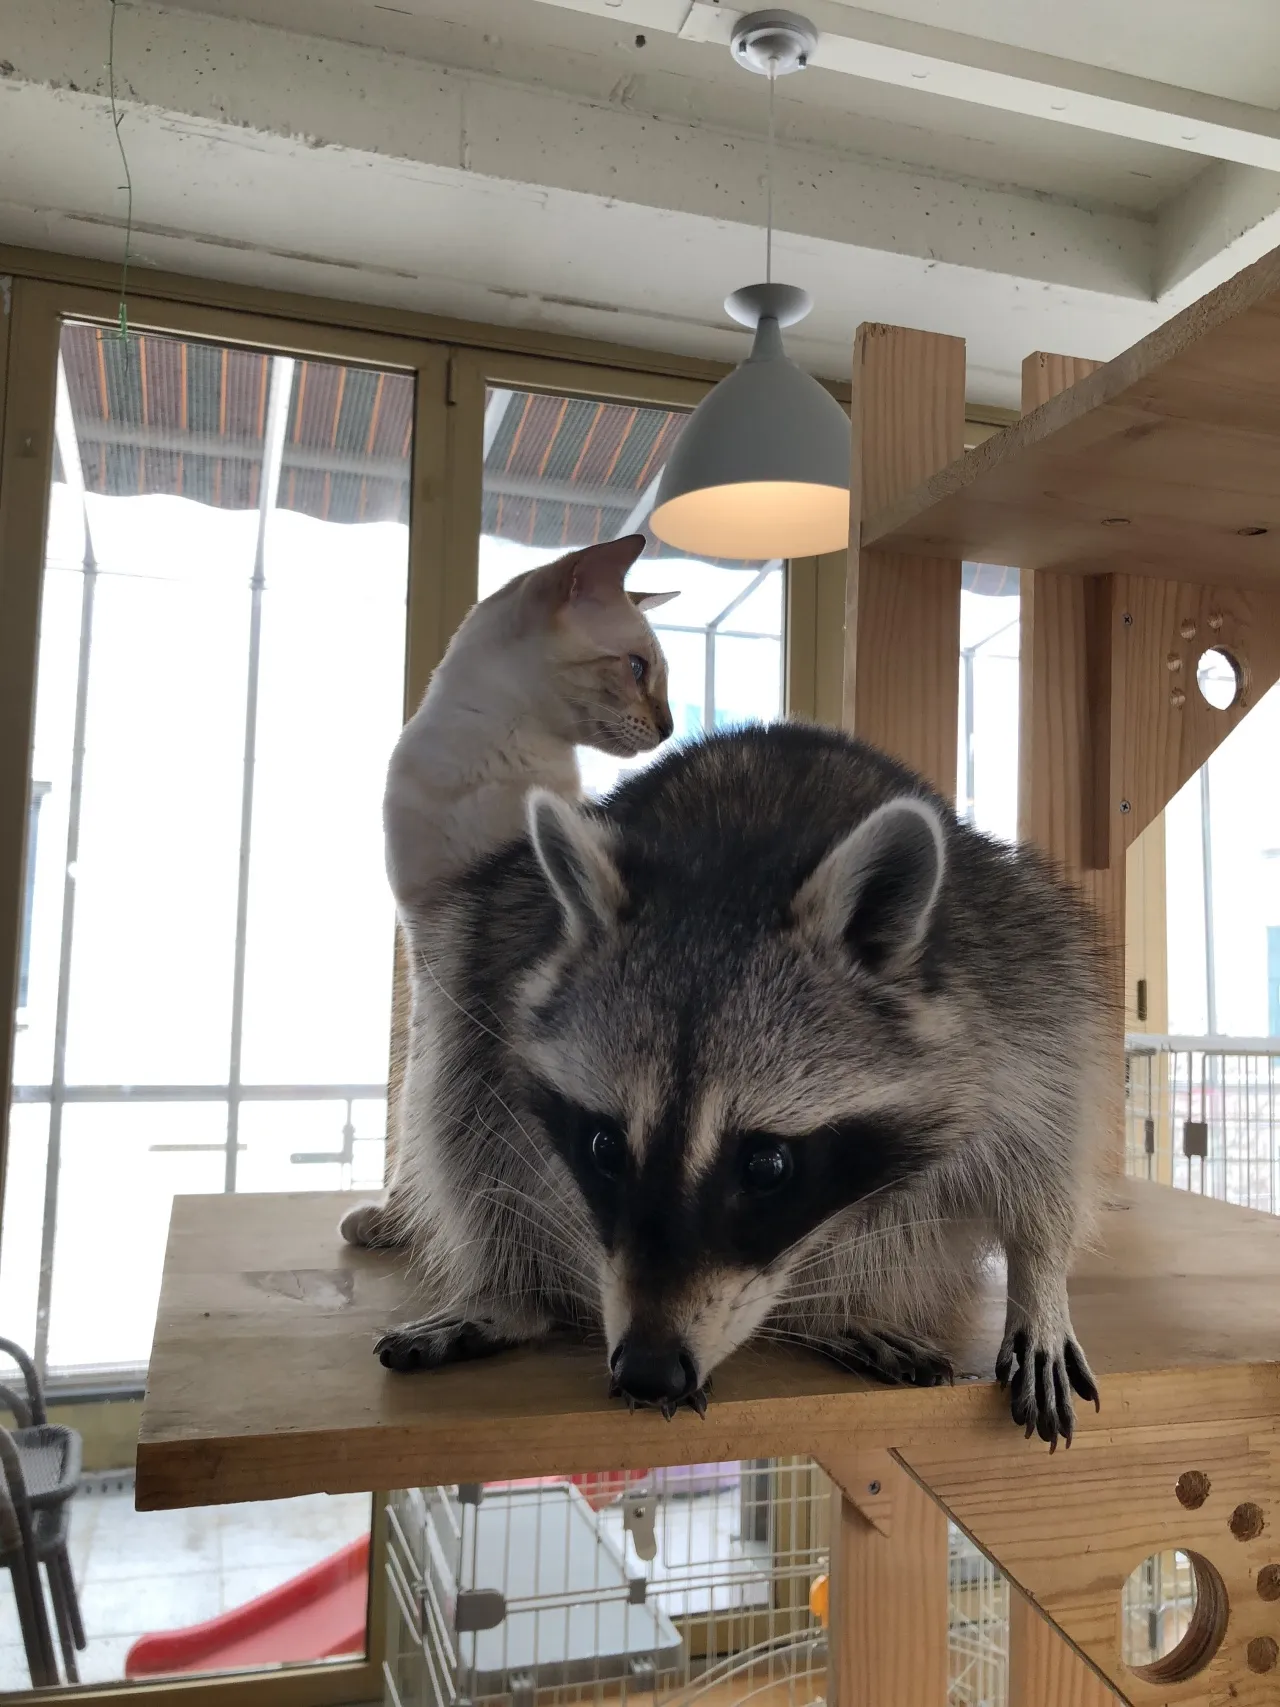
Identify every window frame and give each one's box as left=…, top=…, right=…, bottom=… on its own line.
left=0, top=265, right=832, bottom=1707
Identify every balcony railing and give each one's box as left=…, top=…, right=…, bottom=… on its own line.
left=1125, top=1033, right=1280, bottom=1210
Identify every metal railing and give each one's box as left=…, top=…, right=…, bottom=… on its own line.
left=1125, top=1034, right=1280, bottom=1209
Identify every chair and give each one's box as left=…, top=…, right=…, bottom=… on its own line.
left=0, top=1432, right=59, bottom=1686
left=0, top=1338, right=86, bottom=1682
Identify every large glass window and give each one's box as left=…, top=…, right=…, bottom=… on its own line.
left=6, top=324, right=407, bottom=1383
left=957, top=565, right=1019, bottom=840
left=0, top=319, right=417, bottom=1686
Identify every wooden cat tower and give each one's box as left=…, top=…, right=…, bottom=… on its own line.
left=137, top=244, right=1280, bottom=1706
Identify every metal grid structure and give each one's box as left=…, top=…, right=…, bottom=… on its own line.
left=1120, top=1550, right=1197, bottom=1671
left=947, top=1528, right=1008, bottom=1707
left=1124, top=1034, right=1280, bottom=1206
left=383, top=1461, right=1008, bottom=1707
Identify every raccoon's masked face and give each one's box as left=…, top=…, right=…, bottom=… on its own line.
left=517, top=787, right=950, bottom=1410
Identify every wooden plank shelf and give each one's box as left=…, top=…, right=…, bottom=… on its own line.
left=135, top=1178, right=1280, bottom=1512
left=862, top=246, right=1280, bottom=584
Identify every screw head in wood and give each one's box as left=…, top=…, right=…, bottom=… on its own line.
left=867, top=1480, right=881, bottom=1495
left=1122, top=611, right=1133, bottom=627
left=1120, top=800, right=1132, bottom=814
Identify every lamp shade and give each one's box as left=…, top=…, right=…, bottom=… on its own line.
left=650, top=289, right=850, bottom=561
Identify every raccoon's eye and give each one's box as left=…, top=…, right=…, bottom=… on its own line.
left=590, top=1127, right=627, bottom=1179
left=628, top=654, right=647, bottom=683
left=741, top=1139, right=795, bottom=1196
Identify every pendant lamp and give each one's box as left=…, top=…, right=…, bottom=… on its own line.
left=650, top=10, right=850, bottom=562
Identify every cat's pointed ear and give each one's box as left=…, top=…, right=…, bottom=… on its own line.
left=793, top=798, right=945, bottom=973
left=628, top=589, right=678, bottom=611
left=527, top=789, right=625, bottom=942
left=567, top=535, right=647, bottom=606
left=526, top=535, right=647, bottom=613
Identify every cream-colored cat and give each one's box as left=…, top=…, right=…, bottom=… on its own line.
left=341, top=534, right=675, bottom=1248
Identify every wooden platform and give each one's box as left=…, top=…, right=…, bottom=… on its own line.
left=862, top=246, right=1280, bottom=585
left=135, top=1178, right=1280, bottom=1511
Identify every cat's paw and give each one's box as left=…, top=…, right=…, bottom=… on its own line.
left=815, top=1325, right=954, bottom=1388
left=375, top=1316, right=517, bottom=1373
left=338, top=1200, right=402, bottom=1249
left=995, top=1323, right=1099, bottom=1450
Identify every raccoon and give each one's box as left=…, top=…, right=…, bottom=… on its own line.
left=378, top=722, right=1108, bottom=1449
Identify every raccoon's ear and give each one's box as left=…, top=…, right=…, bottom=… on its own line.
left=794, top=798, right=945, bottom=973
left=527, top=789, right=625, bottom=942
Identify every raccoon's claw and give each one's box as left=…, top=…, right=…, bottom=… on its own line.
left=375, top=1315, right=515, bottom=1373
left=996, top=1327, right=1099, bottom=1451
left=815, top=1326, right=954, bottom=1388
left=608, top=1384, right=709, bottom=1419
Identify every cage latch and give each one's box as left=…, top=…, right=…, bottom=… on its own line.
left=454, top=1588, right=506, bottom=1632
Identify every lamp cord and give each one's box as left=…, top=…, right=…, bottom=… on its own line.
left=107, top=0, right=134, bottom=349
left=766, top=60, right=777, bottom=285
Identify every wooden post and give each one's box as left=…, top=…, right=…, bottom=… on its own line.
left=1014, top=352, right=1130, bottom=1707
left=824, top=1452, right=951, bottom=1707
left=836, top=325, right=964, bottom=1703
left=845, top=324, right=966, bottom=796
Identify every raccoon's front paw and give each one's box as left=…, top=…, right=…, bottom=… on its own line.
left=995, top=1322, right=1099, bottom=1450
left=376, top=1315, right=517, bottom=1372
left=824, top=1326, right=955, bottom=1388
left=339, top=1200, right=403, bottom=1249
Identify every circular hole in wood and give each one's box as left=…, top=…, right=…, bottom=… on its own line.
left=1197, top=647, right=1243, bottom=710
left=1257, top=1564, right=1280, bottom=1601
left=1248, top=1636, right=1279, bottom=1674
left=1176, top=1470, right=1211, bottom=1510
left=1231, top=1502, right=1265, bottom=1542
left=1121, top=1551, right=1229, bottom=1685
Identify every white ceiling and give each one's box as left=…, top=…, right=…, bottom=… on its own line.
left=4, top=0, right=1280, bottom=403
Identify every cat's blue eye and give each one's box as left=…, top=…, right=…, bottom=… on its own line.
left=629, top=654, right=647, bottom=683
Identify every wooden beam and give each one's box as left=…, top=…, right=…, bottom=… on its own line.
left=1017, top=354, right=1115, bottom=914
left=844, top=323, right=966, bottom=796
left=901, top=1419, right=1280, bottom=1707
left=822, top=1452, right=949, bottom=1707
left=839, top=322, right=962, bottom=1702
left=1008, top=1593, right=1123, bottom=1707
left=864, top=242, right=1280, bottom=587
left=1013, top=362, right=1120, bottom=1707
left=1124, top=814, right=1168, bottom=1039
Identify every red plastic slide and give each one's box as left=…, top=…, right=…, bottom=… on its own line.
left=124, top=1534, right=370, bottom=1679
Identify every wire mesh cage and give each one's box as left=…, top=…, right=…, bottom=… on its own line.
left=1120, top=1550, right=1197, bottom=1671
left=384, top=1459, right=1009, bottom=1707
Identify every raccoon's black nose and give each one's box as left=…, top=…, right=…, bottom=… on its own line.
left=611, top=1339, right=696, bottom=1406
